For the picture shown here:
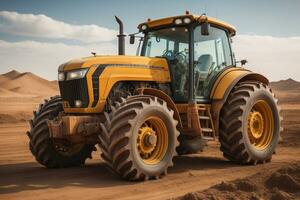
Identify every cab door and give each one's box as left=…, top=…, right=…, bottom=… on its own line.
left=193, top=26, right=233, bottom=100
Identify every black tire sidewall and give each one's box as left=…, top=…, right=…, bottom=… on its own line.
left=242, top=88, right=280, bottom=161
left=130, top=104, right=177, bottom=176
left=31, top=97, right=94, bottom=167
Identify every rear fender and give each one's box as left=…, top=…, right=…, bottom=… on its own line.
left=210, top=67, right=269, bottom=135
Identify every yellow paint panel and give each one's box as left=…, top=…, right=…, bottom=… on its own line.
left=210, top=68, right=250, bottom=100
left=99, top=66, right=170, bottom=103
left=139, top=14, right=236, bottom=36
left=62, top=55, right=169, bottom=71
left=146, top=17, right=175, bottom=28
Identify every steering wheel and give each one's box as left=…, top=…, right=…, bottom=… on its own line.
left=162, top=50, right=175, bottom=60
left=174, top=51, right=187, bottom=62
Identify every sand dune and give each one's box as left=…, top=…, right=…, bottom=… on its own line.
left=0, top=70, right=58, bottom=97
left=0, top=70, right=59, bottom=123
left=0, top=75, right=10, bottom=84
left=1, top=69, right=21, bottom=79
left=269, top=79, right=300, bottom=104
left=0, top=88, right=24, bottom=97
left=269, top=78, right=300, bottom=91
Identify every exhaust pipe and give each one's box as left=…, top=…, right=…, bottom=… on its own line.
left=115, top=16, right=126, bottom=55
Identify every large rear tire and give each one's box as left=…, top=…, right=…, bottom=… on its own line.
left=98, top=95, right=179, bottom=181
left=27, top=96, right=95, bottom=168
left=219, top=82, right=281, bottom=164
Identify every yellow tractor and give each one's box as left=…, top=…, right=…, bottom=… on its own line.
left=27, top=13, right=282, bottom=181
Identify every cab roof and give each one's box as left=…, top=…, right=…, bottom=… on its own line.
left=138, top=14, right=236, bottom=36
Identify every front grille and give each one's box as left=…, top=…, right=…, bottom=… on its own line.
left=59, top=77, right=89, bottom=108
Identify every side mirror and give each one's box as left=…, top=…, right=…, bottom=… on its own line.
left=129, top=35, right=135, bottom=44
left=241, top=59, right=248, bottom=65
left=236, top=59, right=248, bottom=66
left=201, top=22, right=210, bottom=36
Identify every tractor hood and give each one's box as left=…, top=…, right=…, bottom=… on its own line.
left=58, top=55, right=169, bottom=72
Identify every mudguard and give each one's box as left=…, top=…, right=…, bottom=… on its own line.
left=210, top=67, right=269, bottom=135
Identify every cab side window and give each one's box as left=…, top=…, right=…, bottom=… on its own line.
left=194, top=26, right=232, bottom=98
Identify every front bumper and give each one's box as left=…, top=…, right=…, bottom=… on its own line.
left=47, top=114, right=104, bottom=143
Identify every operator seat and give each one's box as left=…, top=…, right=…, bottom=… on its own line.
left=196, top=54, right=213, bottom=73
left=195, top=54, right=213, bottom=96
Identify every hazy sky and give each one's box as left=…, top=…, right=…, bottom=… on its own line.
left=0, top=0, right=300, bottom=81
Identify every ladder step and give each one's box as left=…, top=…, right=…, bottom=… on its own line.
left=199, top=116, right=210, bottom=120
left=202, top=128, right=213, bottom=133
left=197, top=106, right=206, bottom=111
left=202, top=136, right=215, bottom=141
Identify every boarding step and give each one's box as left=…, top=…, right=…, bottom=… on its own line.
left=202, top=136, right=215, bottom=141
left=199, top=116, right=210, bottom=120
left=202, top=128, right=213, bottom=133
left=197, top=104, right=216, bottom=140
left=197, top=105, right=206, bottom=111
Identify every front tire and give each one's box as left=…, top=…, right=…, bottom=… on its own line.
left=219, top=82, right=281, bottom=164
left=99, top=95, right=179, bottom=181
left=27, top=96, right=95, bottom=168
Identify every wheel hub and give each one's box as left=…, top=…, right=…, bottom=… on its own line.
left=248, top=111, right=264, bottom=139
left=138, top=126, right=157, bottom=155
left=137, top=117, right=168, bottom=165
left=144, top=133, right=157, bottom=147
left=247, top=100, right=274, bottom=150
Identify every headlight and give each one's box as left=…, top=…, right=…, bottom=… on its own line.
left=183, top=17, right=191, bottom=24
left=174, top=18, right=183, bottom=25
left=66, top=69, right=88, bottom=80
left=74, top=100, right=82, bottom=108
left=141, top=24, right=148, bottom=31
left=58, top=72, right=65, bottom=81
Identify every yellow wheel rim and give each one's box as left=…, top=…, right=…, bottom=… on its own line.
left=247, top=100, right=274, bottom=150
left=137, top=116, right=168, bottom=165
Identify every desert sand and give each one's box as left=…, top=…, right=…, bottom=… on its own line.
left=0, top=70, right=299, bottom=200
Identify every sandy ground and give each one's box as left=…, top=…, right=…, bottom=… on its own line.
left=0, top=96, right=47, bottom=123
left=0, top=95, right=299, bottom=200
left=175, top=161, right=300, bottom=200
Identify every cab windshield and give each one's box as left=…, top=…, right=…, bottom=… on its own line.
left=141, top=27, right=189, bottom=101
left=141, top=27, right=189, bottom=59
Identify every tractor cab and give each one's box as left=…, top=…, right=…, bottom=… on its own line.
left=133, top=14, right=236, bottom=102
